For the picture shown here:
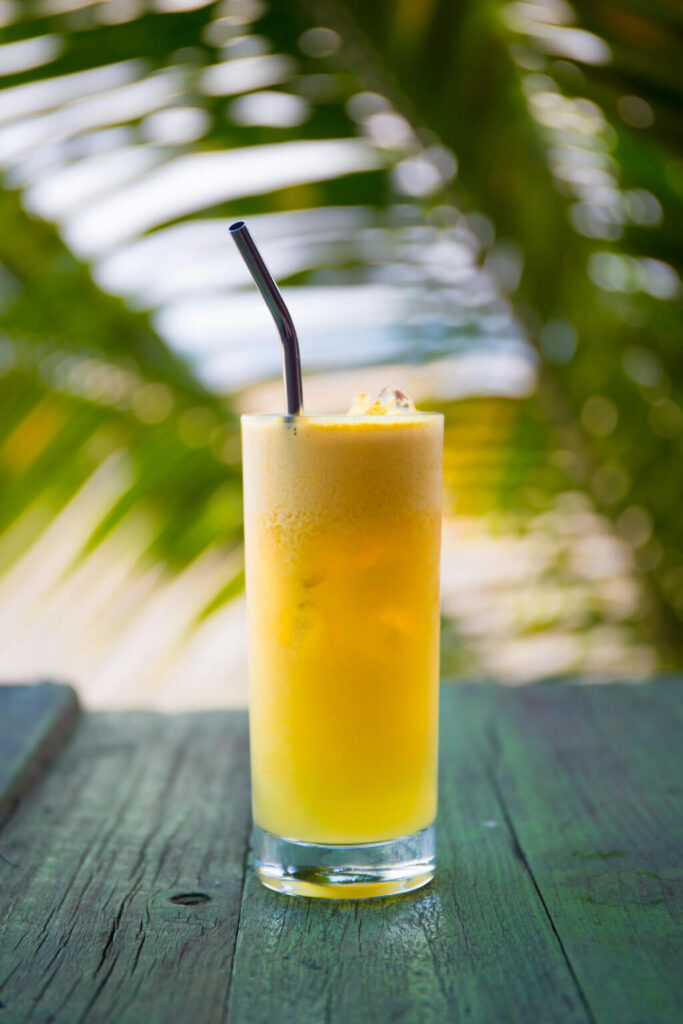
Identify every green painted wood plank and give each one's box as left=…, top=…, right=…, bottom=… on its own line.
left=2, top=683, right=680, bottom=1023
left=226, top=684, right=591, bottom=1024
left=0, top=681, right=79, bottom=829
left=0, top=709, right=251, bottom=1023
left=492, top=680, right=683, bottom=1024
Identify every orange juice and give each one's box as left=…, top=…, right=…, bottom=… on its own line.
left=242, top=411, right=443, bottom=846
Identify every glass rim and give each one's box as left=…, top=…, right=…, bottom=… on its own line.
left=241, top=411, right=444, bottom=423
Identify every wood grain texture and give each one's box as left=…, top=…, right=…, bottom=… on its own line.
left=1, top=682, right=681, bottom=1024
left=226, top=685, right=591, bottom=1024
left=492, top=681, right=683, bottom=1024
left=0, top=709, right=251, bottom=1023
left=0, top=682, right=79, bottom=829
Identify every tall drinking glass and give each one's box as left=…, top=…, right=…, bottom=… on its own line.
left=242, top=410, right=443, bottom=898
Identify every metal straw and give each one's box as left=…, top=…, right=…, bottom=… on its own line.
left=229, top=220, right=304, bottom=416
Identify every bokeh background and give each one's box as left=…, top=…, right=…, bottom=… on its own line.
left=0, top=0, right=681, bottom=708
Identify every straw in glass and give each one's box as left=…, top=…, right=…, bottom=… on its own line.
left=229, top=221, right=303, bottom=416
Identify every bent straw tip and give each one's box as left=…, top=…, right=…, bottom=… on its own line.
left=228, top=217, right=303, bottom=415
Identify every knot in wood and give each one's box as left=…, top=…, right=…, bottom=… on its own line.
left=169, top=892, right=212, bottom=906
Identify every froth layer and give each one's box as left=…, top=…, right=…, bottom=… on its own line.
left=241, top=413, right=443, bottom=529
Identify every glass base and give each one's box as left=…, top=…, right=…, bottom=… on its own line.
left=252, top=823, right=436, bottom=900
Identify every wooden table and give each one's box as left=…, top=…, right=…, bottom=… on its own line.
left=0, top=680, right=681, bottom=1024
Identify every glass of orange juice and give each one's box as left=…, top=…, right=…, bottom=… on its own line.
left=242, top=396, right=443, bottom=898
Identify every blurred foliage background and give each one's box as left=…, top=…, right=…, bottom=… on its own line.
left=0, top=0, right=680, bottom=706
